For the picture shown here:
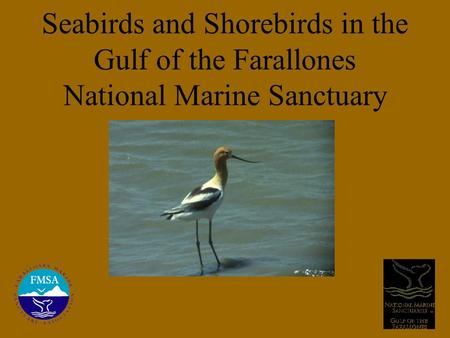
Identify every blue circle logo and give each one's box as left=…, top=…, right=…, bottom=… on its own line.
left=17, top=268, right=70, bottom=320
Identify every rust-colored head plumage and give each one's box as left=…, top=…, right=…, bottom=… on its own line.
left=213, top=146, right=232, bottom=162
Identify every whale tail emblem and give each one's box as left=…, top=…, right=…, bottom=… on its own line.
left=31, top=298, right=56, bottom=318
left=384, top=260, right=433, bottom=300
left=392, top=260, right=431, bottom=289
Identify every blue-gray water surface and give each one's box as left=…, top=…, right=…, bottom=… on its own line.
left=109, top=121, right=334, bottom=276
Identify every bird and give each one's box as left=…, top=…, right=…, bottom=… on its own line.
left=161, top=146, right=258, bottom=271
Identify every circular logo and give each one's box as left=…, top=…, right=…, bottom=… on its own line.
left=17, top=268, right=70, bottom=320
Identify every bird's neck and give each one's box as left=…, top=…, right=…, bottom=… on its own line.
left=214, top=157, right=228, bottom=187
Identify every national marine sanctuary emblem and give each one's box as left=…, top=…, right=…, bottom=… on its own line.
left=16, top=267, right=71, bottom=321
left=383, top=259, right=435, bottom=329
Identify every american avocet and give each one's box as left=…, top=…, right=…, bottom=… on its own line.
left=161, top=146, right=258, bottom=270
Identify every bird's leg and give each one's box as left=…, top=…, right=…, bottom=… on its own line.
left=208, top=219, right=221, bottom=267
left=196, top=220, right=204, bottom=269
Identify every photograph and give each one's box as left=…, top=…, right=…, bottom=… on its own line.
left=109, top=120, right=334, bottom=276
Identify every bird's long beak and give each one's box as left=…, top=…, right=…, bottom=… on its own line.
left=231, top=154, right=259, bottom=163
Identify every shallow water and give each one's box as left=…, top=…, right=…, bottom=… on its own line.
left=109, top=121, right=334, bottom=276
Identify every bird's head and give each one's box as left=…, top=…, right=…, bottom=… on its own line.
left=213, top=146, right=258, bottom=163
left=214, top=146, right=232, bottom=161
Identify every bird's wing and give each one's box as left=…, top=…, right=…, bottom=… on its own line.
left=178, top=186, right=222, bottom=211
left=161, top=187, right=222, bottom=217
left=182, top=186, right=221, bottom=204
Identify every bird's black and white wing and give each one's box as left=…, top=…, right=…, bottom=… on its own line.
left=161, top=186, right=222, bottom=220
left=182, top=186, right=222, bottom=205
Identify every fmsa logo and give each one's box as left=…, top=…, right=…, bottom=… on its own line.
left=17, top=268, right=70, bottom=321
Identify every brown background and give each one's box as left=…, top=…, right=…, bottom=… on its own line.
left=1, top=1, right=448, bottom=336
